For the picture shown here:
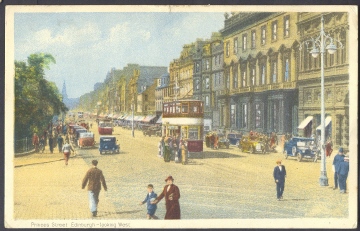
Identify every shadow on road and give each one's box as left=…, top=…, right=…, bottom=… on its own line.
left=97, top=209, right=142, bottom=217
left=189, top=151, right=245, bottom=159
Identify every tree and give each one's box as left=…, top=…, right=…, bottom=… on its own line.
left=14, top=53, right=68, bottom=139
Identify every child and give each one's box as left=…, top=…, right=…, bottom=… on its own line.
left=139, top=184, right=158, bottom=219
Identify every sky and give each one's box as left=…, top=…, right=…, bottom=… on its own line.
left=14, top=11, right=225, bottom=98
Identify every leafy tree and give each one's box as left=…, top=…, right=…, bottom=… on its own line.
left=14, top=53, right=68, bottom=139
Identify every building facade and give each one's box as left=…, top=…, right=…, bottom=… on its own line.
left=297, top=12, right=349, bottom=150
left=221, top=12, right=299, bottom=135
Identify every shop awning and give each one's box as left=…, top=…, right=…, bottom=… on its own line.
left=298, top=116, right=313, bottom=129
left=135, top=116, right=146, bottom=122
left=142, top=115, right=157, bottom=123
left=156, top=115, right=162, bottom=124
left=316, top=116, right=332, bottom=130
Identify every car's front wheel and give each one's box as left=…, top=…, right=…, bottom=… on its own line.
left=297, top=153, right=302, bottom=162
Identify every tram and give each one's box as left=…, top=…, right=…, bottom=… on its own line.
left=162, top=100, right=204, bottom=152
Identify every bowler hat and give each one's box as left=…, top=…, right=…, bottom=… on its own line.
left=165, top=175, right=174, bottom=182
left=339, top=147, right=344, bottom=153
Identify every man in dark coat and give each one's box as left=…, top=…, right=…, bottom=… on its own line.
left=332, top=147, right=345, bottom=190
left=273, top=159, right=287, bottom=201
left=338, top=155, right=349, bottom=193
left=153, top=176, right=180, bottom=219
left=82, top=160, right=107, bottom=217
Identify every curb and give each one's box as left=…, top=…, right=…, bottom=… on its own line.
left=14, top=149, right=36, bottom=157
left=14, top=154, right=78, bottom=168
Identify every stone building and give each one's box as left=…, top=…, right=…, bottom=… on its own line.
left=297, top=12, right=349, bottom=150
left=155, top=73, right=170, bottom=116
left=220, top=12, right=299, bottom=135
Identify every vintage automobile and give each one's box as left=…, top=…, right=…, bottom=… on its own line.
left=227, top=133, right=243, bottom=146
left=283, top=137, right=319, bottom=162
left=75, top=128, right=88, bottom=146
left=238, top=135, right=266, bottom=154
left=98, top=120, right=113, bottom=135
left=217, top=134, right=230, bottom=149
left=99, top=136, right=120, bottom=154
left=78, top=132, right=95, bottom=148
left=143, top=126, right=162, bottom=137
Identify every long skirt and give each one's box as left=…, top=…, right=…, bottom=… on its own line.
left=164, top=146, right=171, bottom=162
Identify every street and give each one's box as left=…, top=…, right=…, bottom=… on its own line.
left=13, top=123, right=349, bottom=221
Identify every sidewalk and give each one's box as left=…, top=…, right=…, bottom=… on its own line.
left=13, top=151, right=119, bottom=220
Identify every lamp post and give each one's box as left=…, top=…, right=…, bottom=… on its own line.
left=300, top=15, right=342, bottom=186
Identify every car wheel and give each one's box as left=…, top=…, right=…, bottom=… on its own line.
left=284, top=150, right=288, bottom=159
left=297, top=153, right=302, bottom=162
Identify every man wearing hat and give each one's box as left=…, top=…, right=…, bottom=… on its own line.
left=152, top=176, right=181, bottom=219
left=332, top=147, right=345, bottom=190
left=338, top=155, right=349, bottom=193
left=82, top=160, right=107, bottom=217
left=273, top=159, right=287, bottom=201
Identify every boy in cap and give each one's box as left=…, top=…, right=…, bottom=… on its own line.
left=140, top=184, right=158, bottom=219
left=332, top=147, right=345, bottom=190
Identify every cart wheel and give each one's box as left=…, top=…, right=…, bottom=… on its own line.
left=250, top=146, right=255, bottom=154
left=297, top=153, right=302, bottom=162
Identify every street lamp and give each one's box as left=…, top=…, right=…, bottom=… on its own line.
left=300, top=15, right=343, bottom=186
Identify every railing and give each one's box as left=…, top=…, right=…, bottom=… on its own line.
left=14, top=137, right=33, bottom=154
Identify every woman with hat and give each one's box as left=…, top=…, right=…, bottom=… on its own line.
left=152, top=175, right=181, bottom=219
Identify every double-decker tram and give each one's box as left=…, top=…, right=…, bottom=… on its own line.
left=162, top=100, right=204, bottom=152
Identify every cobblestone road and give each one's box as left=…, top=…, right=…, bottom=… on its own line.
left=12, top=122, right=352, bottom=225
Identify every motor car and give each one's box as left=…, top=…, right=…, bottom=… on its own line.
left=217, top=134, right=230, bottom=149
left=143, top=126, right=162, bottom=137
left=98, top=120, right=113, bottom=135
left=75, top=129, right=88, bottom=146
left=99, top=136, right=120, bottom=154
left=78, top=132, right=95, bottom=148
left=283, top=137, right=319, bottom=162
left=227, top=133, right=243, bottom=146
left=238, top=135, right=266, bottom=154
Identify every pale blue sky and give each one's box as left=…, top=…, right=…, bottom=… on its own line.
left=14, top=12, right=225, bottom=98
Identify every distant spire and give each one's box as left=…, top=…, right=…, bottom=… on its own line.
left=62, top=80, right=68, bottom=100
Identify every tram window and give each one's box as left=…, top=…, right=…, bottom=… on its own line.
left=176, top=103, right=181, bottom=113
left=182, top=104, right=188, bottom=113
left=170, top=106, right=173, bottom=113
left=189, top=128, right=199, bottom=139
left=193, top=106, right=198, bottom=113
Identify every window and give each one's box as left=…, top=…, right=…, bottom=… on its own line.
left=251, top=66, right=256, bottom=86
left=196, top=63, right=200, bottom=73
left=195, top=79, right=200, bottom=90
left=188, top=127, right=199, bottom=140
left=261, top=65, right=266, bottom=85
left=234, top=38, right=238, bottom=54
left=261, top=25, right=266, bottom=45
left=272, top=61, right=277, bottom=83
left=181, top=103, right=188, bottom=113
left=242, top=34, right=247, bottom=51
left=226, top=41, right=230, bottom=56
left=226, top=72, right=230, bottom=89
left=242, top=70, right=246, bottom=87
left=206, top=59, right=210, bottom=70
left=272, top=21, right=277, bottom=41
left=205, top=77, right=210, bottom=89
left=205, top=96, right=209, bottom=106
left=284, top=15, right=290, bottom=37
left=251, top=30, right=256, bottom=48
left=214, top=55, right=217, bottom=66
left=242, top=104, right=247, bottom=128
left=233, top=68, right=238, bottom=88
left=231, top=105, right=236, bottom=126
left=284, top=58, right=290, bottom=81
left=255, top=103, right=262, bottom=128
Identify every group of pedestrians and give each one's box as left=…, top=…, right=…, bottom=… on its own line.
left=332, top=147, right=350, bottom=193
left=158, top=135, right=188, bottom=165
left=82, top=159, right=181, bottom=219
